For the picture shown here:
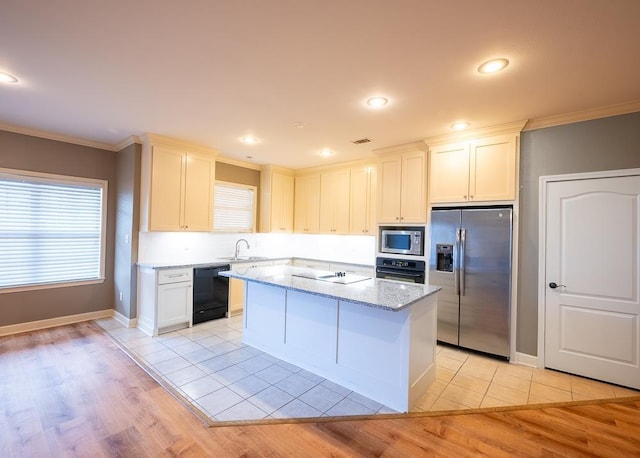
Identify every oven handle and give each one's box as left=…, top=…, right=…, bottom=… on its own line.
left=376, top=269, right=424, bottom=278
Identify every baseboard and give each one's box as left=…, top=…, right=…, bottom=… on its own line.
left=0, top=309, right=113, bottom=337
left=514, top=352, right=538, bottom=367
left=112, top=309, right=138, bottom=328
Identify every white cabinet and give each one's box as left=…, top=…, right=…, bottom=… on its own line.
left=349, top=165, right=375, bottom=235
left=260, top=165, right=294, bottom=233
left=377, top=148, right=427, bottom=223
left=140, top=134, right=217, bottom=232
left=137, top=267, right=193, bottom=336
left=294, top=173, right=321, bottom=233
left=429, top=133, right=519, bottom=204
left=319, top=169, right=351, bottom=234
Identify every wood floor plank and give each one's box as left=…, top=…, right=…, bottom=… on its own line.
left=1, top=321, right=639, bottom=457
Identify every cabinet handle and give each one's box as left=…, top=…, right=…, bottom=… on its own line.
left=469, top=195, right=473, bottom=200
left=463, top=195, right=467, bottom=200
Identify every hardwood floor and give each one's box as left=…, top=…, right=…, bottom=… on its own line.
left=1, top=321, right=639, bottom=457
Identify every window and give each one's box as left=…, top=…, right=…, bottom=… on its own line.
left=213, top=181, right=256, bottom=232
left=0, top=168, right=107, bottom=291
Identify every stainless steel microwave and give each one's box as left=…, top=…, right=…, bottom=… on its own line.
left=380, top=227, right=424, bottom=256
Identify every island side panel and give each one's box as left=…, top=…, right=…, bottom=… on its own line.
left=285, top=290, right=338, bottom=368
left=243, top=282, right=286, bottom=351
left=336, top=301, right=411, bottom=411
left=408, top=294, right=437, bottom=406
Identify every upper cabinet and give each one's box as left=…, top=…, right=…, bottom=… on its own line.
left=427, top=122, right=525, bottom=205
left=376, top=144, right=428, bottom=224
left=260, top=165, right=294, bottom=233
left=319, top=169, right=351, bottom=234
left=140, top=134, right=217, bottom=232
left=294, top=173, right=321, bottom=233
left=349, top=165, right=375, bottom=235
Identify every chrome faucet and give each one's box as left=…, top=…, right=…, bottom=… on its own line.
left=234, top=238, right=250, bottom=259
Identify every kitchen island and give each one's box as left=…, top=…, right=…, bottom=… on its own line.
left=220, top=265, right=440, bottom=412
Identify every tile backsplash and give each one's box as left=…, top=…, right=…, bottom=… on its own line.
left=138, top=232, right=376, bottom=266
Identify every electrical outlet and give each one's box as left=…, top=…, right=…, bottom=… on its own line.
left=119, top=291, right=123, bottom=302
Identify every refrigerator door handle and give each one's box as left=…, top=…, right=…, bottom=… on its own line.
left=455, top=228, right=461, bottom=295
left=460, top=228, right=466, bottom=296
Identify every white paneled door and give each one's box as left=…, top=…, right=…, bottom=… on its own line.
left=543, top=171, right=640, bottom=389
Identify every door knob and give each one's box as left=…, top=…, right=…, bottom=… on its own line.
left=549, top=282, right=566, bottom=289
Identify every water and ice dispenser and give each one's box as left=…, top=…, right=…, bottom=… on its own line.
left=436, top=244, right=454, bottom=272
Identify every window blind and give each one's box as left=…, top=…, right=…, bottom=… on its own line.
left=0, top=170, right=106, bottom=290
left=213, top=182, right=256, bottom=232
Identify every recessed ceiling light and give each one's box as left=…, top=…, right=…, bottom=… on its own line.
left=320, top=149, right=333, bottom=157
left=366, top=96, right=389, bottom=108
left=292, top=122, right=305, bottom=128
left=0, top=72, right=18, bottom=83
left=451, top=121, right=470, bottom=131
left=241, top=136, right=259, bottom=144
left=477, top=58, right=509, bottom=74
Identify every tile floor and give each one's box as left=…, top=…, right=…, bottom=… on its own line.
left=96, top=316, right=639, bottom=423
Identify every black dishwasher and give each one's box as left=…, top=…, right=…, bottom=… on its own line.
left=193, top=265, right=230, bottom=324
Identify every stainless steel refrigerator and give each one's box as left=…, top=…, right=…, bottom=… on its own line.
left=429, top=207, right=512, bottom=359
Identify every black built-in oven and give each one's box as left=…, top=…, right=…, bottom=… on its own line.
left=375, top=257, right=426, bottom=284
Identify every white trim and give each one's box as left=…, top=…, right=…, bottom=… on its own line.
left=114, top=135, right=141, bottom=152
left=215, top=156, right=262, bottom=170
left=525, top=100, right=640, bottom=132
left=0, top=309, right=113, bottom=337
left=0, top=123, right=118, bottom=151
left=113, top=309, right=138, bottom=328
left=514, top=352, right=538, bottom=368
left=423, top=120, right=527, bottom=148
left=537, top=167, right=640, bottom=369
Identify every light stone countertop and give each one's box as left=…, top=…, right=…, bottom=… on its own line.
left=136, top=257, right=290, bottom=269
left=220, top=264, right=440, bottom=312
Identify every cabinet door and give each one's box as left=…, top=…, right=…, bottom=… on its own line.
left=469, top=134, right=517, bottom=202
left=271, top=173, right=294, bottom=232
left=350, top=166, right=374, bottom=234
left=157, top=282, right=192, bottom=328
left=377, top=155, right=402, bottom=223
left=183, top=153, right=214, bottom=231
left=294, top=174, right=320, bottom=233
left=319, top=169, right=350, bottom=233
left=399, top=150, right=427, bottom=223
left=429, top=142, right=470, bottom=204
left=149, top=146, right=184, bottom=231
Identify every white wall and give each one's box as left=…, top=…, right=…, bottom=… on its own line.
left=138, top=232, right=377, bottom=266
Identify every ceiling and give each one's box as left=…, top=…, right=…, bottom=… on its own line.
left=1, top=1, right=639, bottom=169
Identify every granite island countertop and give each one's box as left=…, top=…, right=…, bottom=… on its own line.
left=220, top=264, right=440, bottom=312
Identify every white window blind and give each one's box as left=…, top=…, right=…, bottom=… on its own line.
left=0, top=169, right=106, bottom=290
left=213, top=181, right=256, bottom=232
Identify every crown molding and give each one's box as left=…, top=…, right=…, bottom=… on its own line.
left=114, top=135, right=141, bottom=151
left=373, top=140, right=428, bottom=156
left=215, top=155, right=262, bottom=171
left=140, top=133, right=220, bottom=156
left=294, top=156, right=377, bottom=176
left=0, top=122, right=118, bottom=151
left=524, top=100, right=640, bottom=131
left=423, top=120, right=528, bottom=147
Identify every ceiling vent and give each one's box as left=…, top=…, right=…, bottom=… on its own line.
left=351, top=138, right=371, bottom=144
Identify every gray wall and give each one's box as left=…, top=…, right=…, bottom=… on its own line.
left=114, top=143, right=141, bottom=319
left=517, top=111, right=640, bottom=355
left=0, top=130, right=117, bottom=326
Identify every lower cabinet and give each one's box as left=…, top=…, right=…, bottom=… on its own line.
left=138, top=266, right=193, bottom=336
